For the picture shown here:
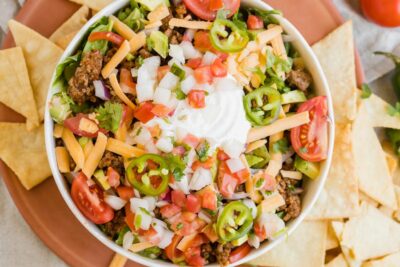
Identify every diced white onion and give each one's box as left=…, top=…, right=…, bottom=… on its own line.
left=189, top=168, right=212, bottom=191
left=226, top=158, right=245, bottom=173
left=152, top=218, right=168, bottom=229
left=158, top=230, right=174, bottom=249
left=186, top=148, right=196, bottom=168
left=134, top=189, right=141, bottom=198
left=156, top=137, right=173, bottom=153
left=222, top=139, right=245, bottom=159
left=248, top=234, right=260, bottom=249
left=122, top=231, right=134, bottom=250
left=258, top=213, right=286, bottom=240
left=145, top=141, right=159, bottom=154
left=201, top=51, right=217, bottom=66
left=143, top=196, right=157, bottom=211
left=242, top=199, right=257, bottom=219
left=153, top=87, right=172, bottom=105
left=169, top=44, right=185, bottom=64
left=159, top=72, right=180, bottom=91
left=104, top=195, right=126, bottom=210
left=155, top=200, right=169, bottom=207
left=135, top=127, right=152, bottom=145
left=167, top=95, right=179, bottom=109
left=181, top=75, right=196, bottom=94
left=136, top=56, right=160, bottom=102
left=136, top=208, right=152, bottom=230
left=180, top=41, right=202, bottom=59
left=172, top=175, right=190, bottom=194
left=130, top=198, right=149, bottom=213
left=198, top=211, right=211, bottom=223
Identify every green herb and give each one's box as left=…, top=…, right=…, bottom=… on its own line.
left=249, top=67, right=266, bottom=85
left=140, top=207, right=151, bottom=216
left=264, top=190, right=273, bottom=196
left=232, top=12, right=247, bottom=30
left=123, top=8, right=146, bottom=32
left=176, top=223, right=184, bottom=230
left=134, top=214, right=142, bottom=230
left=53, top=52, right=81, bottom=87
left=115, top=226, right=130, bottom=245
left=276, top=211, right=285, bottom=219
left=96, top=102, right=123, bottom=133
left=386, top=128, right=400, bottom=155
left=165, top=153, right=186, bottom=182
left=361, top=83, right=372, bottom=99
left=387, top=102, right=400, bottom=116
left=83, top=17, right=113, bottom=55
left=136, top=55, right=144, bottom=67
left=255, top=178, right=264, bottom=188
left=287, top=184, right=296, bottom=192
left=173, top=85, right=186, bottom=100
left=138, top=246, right=162, bottom=259
left=171, top=63, right=186, bottom=81
left=272, top=138, right=289, bottom=154
left=196, top=140, right=210, bottom=162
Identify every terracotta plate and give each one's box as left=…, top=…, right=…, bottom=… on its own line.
left=1, top=0, right=364, bottom=266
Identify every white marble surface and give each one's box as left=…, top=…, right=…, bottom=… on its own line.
left=0, top=1, right=399, bottom=267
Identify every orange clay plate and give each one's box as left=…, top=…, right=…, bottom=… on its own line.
left=1, top=0, right=364, bottom=266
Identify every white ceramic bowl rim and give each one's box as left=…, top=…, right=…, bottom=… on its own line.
left=45, top=1, right=335, bottom=266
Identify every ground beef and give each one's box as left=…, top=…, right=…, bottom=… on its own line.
left=103, top=47, right=118, bottom=65
left=99, top=151, right=125, bottom=176
left=55, top=139, right=63, bottom=146
left=216, top=243, right=232, bottom=266
left=201, top=243, right=217, bottom=264
left=138, top=47, right=152, bottom=59
left=100, top=209, right=126, bottom=239
left=68, top=50, right=103, bottom=104
left=175, top=3, right=187, bottom=19
left=287, top=69, right=312, bottom=91
left=276, top=175, right=302, bottom=222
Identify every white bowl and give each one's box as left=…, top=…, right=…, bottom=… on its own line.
left=45, top=0, right=334, bottom=266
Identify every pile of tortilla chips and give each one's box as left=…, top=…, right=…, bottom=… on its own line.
left=248, top=21, right=400, bottom=267
left=0, top=5, right=90, bottom=190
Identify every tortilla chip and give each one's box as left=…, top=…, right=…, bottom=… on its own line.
left=307, top=123, right=360, bottom=219
left=341, top=202, right=400, bottom=261
left=359, top=192, right=379, bottom=208
left=0, top=123, right=51, bottom=190
left=69, top=0, right=113, bottom=11
left=50, top=5, right=89, bottom=49
left=312, top=21, right=357, bottom=123
left=325, top=254, right=347, bottom=267
left=362, top=252, right=400, bottom=267
left=330, top=221, right=362, bottom=267
left=326, top=221, right=340, bottom=250
left=353, top=102, right=398, bottom=209
left=8, top=20, right=63, bottom=121
left=54, top=30, right=79, bottom=50
left=0, top=47, right=39, bottom=130
left=248, top=221, right=327, bottom=267
left=361, top=93, right=400, bottom=129
left=378, top=205, right=394, bottom=218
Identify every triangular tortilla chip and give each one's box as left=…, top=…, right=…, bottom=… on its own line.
left=326, top=221, right=340, bottom=250
left=362, top=252, right=400, bottom=267
left=341, top=202, right=400, bottom=261
left=54, top=30, right=79, bottom=50
left=307, top=123, right=360, bottom=219
left=312, top=21, right=358, bottom=123
left=331, top=221, right=362, bottom=267
left=8, top=20, right=63, bottom=121
left=353, top=101, right=397, bottom=209
left=362, top=93, right=400, bottom=129
left=248, top=221, right=327, bottom=267
left=69, top=0, right=113, bottom=11
left=325, top=254, right=347, bottom=267
left=50, top=5, right=89, bottom=49
left=0, top=47, right=39, bottom=130
left=0, top=123, right=51, bottom=190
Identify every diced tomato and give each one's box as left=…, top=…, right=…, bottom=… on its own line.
left=117, top=186, right=134, bottom=201
left=191, top=157, right=215, bottom=171
left=217, top=149, right=230, bottom=161
left=186, top=194, right=201, bottom=213
left=134, top=101, right=155, bottom=123
left=194, top=31, right=213, bottom=53
left=194, top=66, right=213, bottom=84
left=254, top=222, right=267, bottom=240
left=106, top=167, right=120, bottom=188
left=186, top=57, right=203, bottom=69
left=125, top=204, right=136, bottom=232
left=166, top=235, right=184, bottom=262
left=188, top=90, right=206, bottom=109
left=247, top=15, right=264, bottom=30
left=141, top=227, right=161, bottom=244
left=176, top=218, right=206, bottom=236
left=218, top=160, right=249, bottom=186
left=219, top=174, right=238, bottom=198
left=120, top=68, right=136, bottom=95
left=183, top=134, right=200, bottom=148
left=160, top=204, right=182, bottom=218
left=172, top=146, right=186, bottom=156
left=189, top=234, right=208, bottom=248
left=88, top=31, right=124, bottom=46
left=151, top=103, right=172, bottom=117
left=209, top=0, right=224, bottom=11
left=229, top=243, right=252, bottom=263
left=202, top=225, right=218, bottom=242
left=181, top=212, right=197, bottom=222
left=171, top=190, right=187, bottom=208
left=185, top=246, right=206, bottom=267
left=210, top=58, right=227, bottom=77
left=157, top=65, right=170, bottom=81
left=197, top=187, right=217, bottom=211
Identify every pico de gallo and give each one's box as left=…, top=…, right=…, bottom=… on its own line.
left=50, top=0, right=328, bottom=266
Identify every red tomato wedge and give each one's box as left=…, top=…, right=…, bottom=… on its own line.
left=134, top=101, right=155, bottom=123
left=188, top=90, right=206, bottom=109
left=361, top=0, right=400, bottom=27
left=229, top=243, right=252, bottom=263
left=182, top=0, right=240, bottom=21
left=71, top=172, right=114, bottom=224
left=290, top=96, right=328, bottom=162
left=64, top=113, right=105, bottom=138
left=247, top=15, right=264, bottom=30
left=88, top=31, right=124, bottom=46
left=210, top=58, right=227, bottom=77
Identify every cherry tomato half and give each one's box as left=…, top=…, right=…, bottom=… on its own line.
left=290, top=96, right=328, bottom=162
left=182, top=0, right=240, bottom=21
left=360, top=0, right=400, bottom=27
left=71, top=172, right=114, bottom=224
left=88, top=31, right=124, bottom=46
left=229, top=243, right=252, bottom=263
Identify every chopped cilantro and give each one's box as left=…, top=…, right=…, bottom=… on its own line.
left=165, top=153, right=186, bottom=182
left=255, top=178, right=264, bottom=188
left=361, top=84, right=372, bottom=99
left=95, top=102, right=123, bottom=133
left=196, top=140, right=210, bottom=162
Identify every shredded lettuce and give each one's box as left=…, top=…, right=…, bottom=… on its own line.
left=83, top=17, right=113, bottom=55
left=53, top=52, right=81, bottom=88
left=95, top=102, right=123, bottom=133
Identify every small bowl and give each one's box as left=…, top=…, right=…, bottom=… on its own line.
left=45, top=0, right=335, bottom=266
